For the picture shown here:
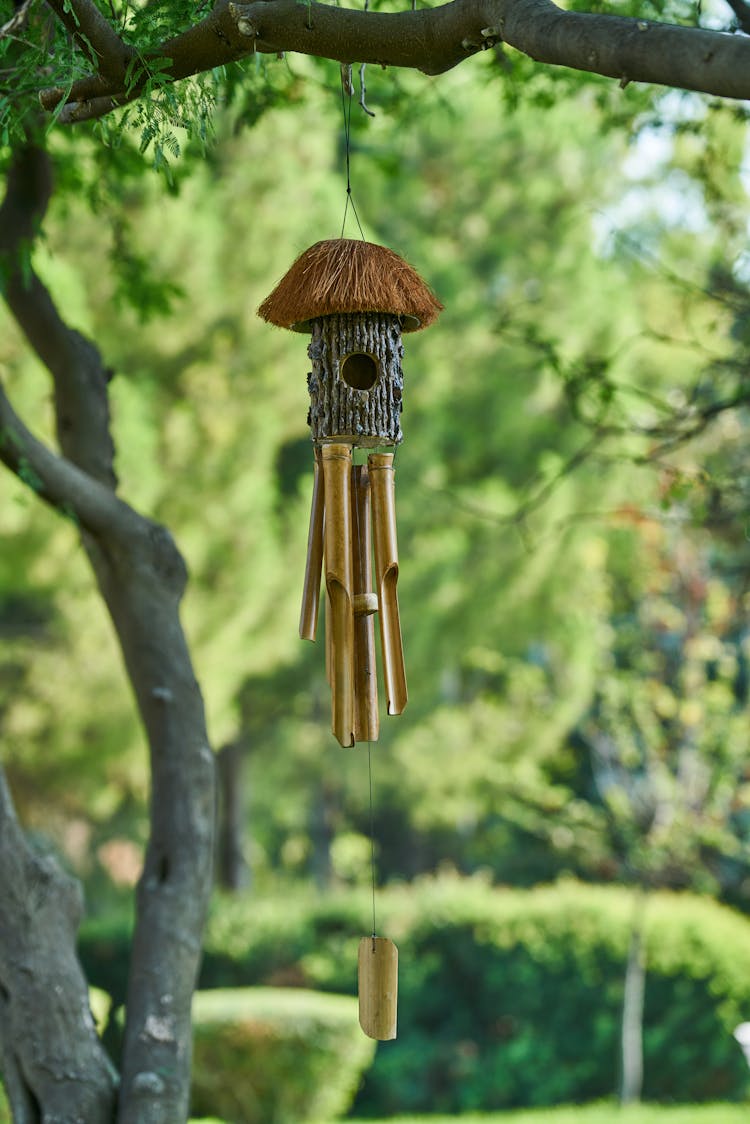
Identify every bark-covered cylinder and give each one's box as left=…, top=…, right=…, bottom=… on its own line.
left=306, top=312, right=404, bottom=446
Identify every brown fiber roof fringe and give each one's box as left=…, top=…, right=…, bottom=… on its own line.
left=258, top=238, right=443, bottom=333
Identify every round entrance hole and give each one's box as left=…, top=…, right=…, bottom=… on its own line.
left=341, top=352, right=378, bottom=391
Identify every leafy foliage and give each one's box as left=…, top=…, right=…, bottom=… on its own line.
left=4, top=58, right=750, bottom=911
left=80, top=877, right=750, bottom=1111
left=570, top=517, right=750, bottom=893
left=4, top=9, right=750, bottom=1117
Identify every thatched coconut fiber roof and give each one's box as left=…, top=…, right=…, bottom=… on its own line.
left=258, top=238, right=443, bottom=333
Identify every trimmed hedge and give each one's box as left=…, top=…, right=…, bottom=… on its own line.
left=80, top=877, right=750, bottom=1114
left=191, top=988, right=374, bottom=1123
left=0, top=989, right=364, bottom=1124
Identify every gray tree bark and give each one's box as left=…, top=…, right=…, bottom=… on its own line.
left=0, top=770, right=118, bottom=1123
left=0, top=143, right=216, bottom=1123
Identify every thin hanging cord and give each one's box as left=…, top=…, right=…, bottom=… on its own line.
left=340, top=70, right=366, bottom=241
left=368, top=739, right=377, bottom=939
left=352, top=461, right=378, bottom=939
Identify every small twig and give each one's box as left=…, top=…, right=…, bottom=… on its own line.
left=43, top=0, right=136, bottom=78
left=0, top=0, right=34, bottom=39
left=358, top=62, right=375, bottom=115
left=357, top=0, right=375, bottom=115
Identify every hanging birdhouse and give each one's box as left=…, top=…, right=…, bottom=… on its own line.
left=259, top=239, right=442, bottom=748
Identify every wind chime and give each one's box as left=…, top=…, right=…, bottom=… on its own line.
left=258, top=239, right=441, bottom=745
left=258, top=163, right=441, bottom=1045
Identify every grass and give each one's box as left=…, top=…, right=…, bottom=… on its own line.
left=351, top=1106, right=750, bottom=1124
left=11, top=1094, right=749, bottom=1124
left=194, top=1104, right=750, bottom=1124
left=50, top=1099, right=750, bottom=1124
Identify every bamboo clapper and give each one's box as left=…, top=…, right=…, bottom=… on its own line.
left=358, top=936, right=398, bottom=1040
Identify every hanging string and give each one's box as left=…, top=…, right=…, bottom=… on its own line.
left=340, top=66, right=366, bottom=241
left=368, top=739, right=377, bottom=939
left=351, top=456, right=378, bottom=939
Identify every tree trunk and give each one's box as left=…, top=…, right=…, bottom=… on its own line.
left=620, top=890, right=647, bottom=1105
left=0, top=769, right=117, bottom=1123
left=0, top=142, right=216, bottom=1123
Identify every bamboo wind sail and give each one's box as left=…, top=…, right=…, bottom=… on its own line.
left=358, top=936, right=398, bottom=1041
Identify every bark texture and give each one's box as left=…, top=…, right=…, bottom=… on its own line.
left=36, top=0, right=750, bottom=124
left=0, top=144, right=216, bottom=1123
left=307, top=313, right=404, bottom=446
left=0, top=771, right=117, bottom=1124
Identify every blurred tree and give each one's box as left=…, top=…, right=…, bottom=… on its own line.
left=578, top=520, right=750, bottom=896
left=573, top=516, right=750, bottom=1103
left=0, top=144, right=215, bottom=1123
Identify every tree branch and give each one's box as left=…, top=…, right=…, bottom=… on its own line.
left=0, top=144, right=119, bottom=487
left=0, top=139, right=52, bottom=245
left=0, top=0, right=34, bottom=40
left=43, top=0, right=136, bottom=80
left=1, top=138, right=216, bottom=1124
left=39, top=0, right=249, bottom=114
left=37, top=0, right=750, bottom=124
left=0, top=380, right=134, bottom=534
left=500, top=0, right=750, bottom=99
left=232, top=0, right=750, bottom=95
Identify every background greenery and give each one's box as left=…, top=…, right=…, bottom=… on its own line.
left=80, top=877, right=750, bottom=1113
left=4, top=30, right=750, bottom=1120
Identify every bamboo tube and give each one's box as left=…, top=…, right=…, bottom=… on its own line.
left=351, top=465, right=379, bottom=744
left=299, top=448, right=325, bottom=642
left=358, top=936, right=398, bottom=1040
left=325, top=586, right=333, bottom=688
left=321, top=443, right=355, bottom=748
left=368, top=454, right=407, bottom=716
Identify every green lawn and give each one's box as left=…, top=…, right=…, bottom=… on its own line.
left=11, top=1098, right=750, bottom=1124
left=350, top=1106, right=749, bottom=1124
left=192, top=1102, right=750, bottom=1124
